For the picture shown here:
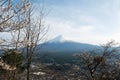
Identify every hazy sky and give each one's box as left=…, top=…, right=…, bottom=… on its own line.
left=2, top=0, right=120, bottom=45
left=34, top=0, right=120, bottom=45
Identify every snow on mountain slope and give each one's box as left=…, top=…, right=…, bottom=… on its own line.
left=49, top=35, right=68, bottom=43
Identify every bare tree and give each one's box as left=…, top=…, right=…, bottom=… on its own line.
left=0, top=0, right=48, bottom=80
left=21, top=4, right=49, bottom=80
left=74, top=40, right=120, bottom=80
left=0, top=0, right=31, bottom=80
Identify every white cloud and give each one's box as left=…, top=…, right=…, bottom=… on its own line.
left=108, top=33, right=120, bottom=42
left=33, top=0, right=120, bottom=45
left=46, top=17, right=109, bottom=45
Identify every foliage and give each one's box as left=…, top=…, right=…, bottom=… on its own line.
left=3, top=49, right=23, bottom=68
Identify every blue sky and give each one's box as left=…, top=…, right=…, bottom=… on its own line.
left=2, top=0, right=120, bottom=45
left=35, top=0, right=120, bottom=45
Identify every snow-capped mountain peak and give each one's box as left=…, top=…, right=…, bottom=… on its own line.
left=49, top=35, right=67, bottom=43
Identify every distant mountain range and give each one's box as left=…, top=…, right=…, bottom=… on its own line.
left=37, top=35, right=100, bottom=54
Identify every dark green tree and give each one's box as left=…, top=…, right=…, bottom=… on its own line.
left=1, top=49, right=24, bottom=80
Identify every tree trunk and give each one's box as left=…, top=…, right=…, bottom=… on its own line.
left=26, top=45, right=30, bottom=80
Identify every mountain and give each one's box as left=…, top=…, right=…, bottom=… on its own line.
left=49, top=35, right=66, bottom=43
left=37, top=35, right=100, bottom=54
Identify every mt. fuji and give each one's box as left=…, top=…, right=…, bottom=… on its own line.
left=37, top=35, right=100, bottom=54
left=48, top=35, right=71, bottom=43
left=49, top=35, right=66, bottom=43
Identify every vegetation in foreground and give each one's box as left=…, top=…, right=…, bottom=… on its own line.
left=0, top=41, right=120, bottom=80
